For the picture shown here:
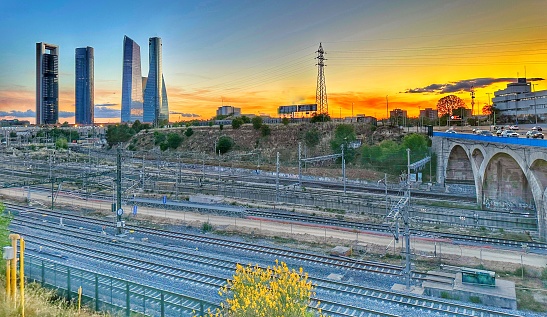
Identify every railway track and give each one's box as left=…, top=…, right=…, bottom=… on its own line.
left=10, top=208, right=524, bottom=317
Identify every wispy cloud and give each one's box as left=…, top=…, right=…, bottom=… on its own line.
left=95, top=106, right=120, bottom=118
left=59, top=111, right=74, bottom=118
left=405, top=77, right=545, bottom=94
left=95, top=103, right=118, bottom=108
left=0, top=109, right=35, bottom=117
left=169, top=111, right=200, bottom=118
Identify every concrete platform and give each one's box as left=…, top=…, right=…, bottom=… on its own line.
left=423, top=272, right=516, bottom=310
left=391, top=283, right=425, bottom=295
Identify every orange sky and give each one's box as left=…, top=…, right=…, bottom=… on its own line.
left=2, top=1, right=547, bottom=123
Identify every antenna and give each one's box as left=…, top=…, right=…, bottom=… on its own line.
left=315, top=43, right=328, bottom=115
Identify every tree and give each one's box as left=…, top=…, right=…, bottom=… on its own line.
left=252, top=116, right=263, bottom=129
left=154, top=131, right=166, bottom=145
left=241, top=115, right=251, bottom=124
left=196, top=261, right=327, bottom=317
left=106, top=124, right=135, bottom=148
left=305, top=128, right=320, bottom=148
left=132, top=120, right=143, bottom=133
left=260, top=124, right=271, bottom=137
left=167, top=133, right=183, bottom=149
left=282, top=117, right=290, bottom=125
left=436, top=95, right=466, bottom=117
left=330, top=124, right=357, bottom=162
left=310, top=113, right=331, bottom=123
left=216, top=136, right=234, bottom=154
left=232, top=118, right=243, bottom=129
left=482, top=104, right=493, bottom=116
left=55, top=137, right=68, bottom=149
left=185, top=127, right=194, bottom=137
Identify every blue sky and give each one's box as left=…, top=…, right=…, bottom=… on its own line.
left=2, top=0, right=547, bottom=123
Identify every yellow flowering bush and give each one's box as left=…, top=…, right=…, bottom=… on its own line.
left=196, top=260, right=327, bottom=317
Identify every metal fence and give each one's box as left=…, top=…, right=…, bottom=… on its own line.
left=25, top=254, right=219, bottom=317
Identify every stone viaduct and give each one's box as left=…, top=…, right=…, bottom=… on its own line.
left=431, top=133, right=547, bottom=240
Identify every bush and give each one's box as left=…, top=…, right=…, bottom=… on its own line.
left=55, top=137, right=68, bottom=150
left=184, top=127, right=194, bottom=137
left=153, top=131, right=166, bottom=145
left=219, top=124, right=224, bottom=130
left=241, top=115, right=251, bottom=124
left=305, top=128, right=320, bottom=148
left=282, top=117, right=289, bottom=125
left=201, top=222, right=213, bottom=232
left=216, top=136, right=234, bottom=154
left=159, top=143, right=169, bottom=151
left=310, top=113, right=331, bottom=123
left=167, top=133, right=183, bottom=149
left=252, top=116, right=263, bottom=129
left=232, top=118, right=243, bottom=129
left=197, top=261, right=328, bottom=317
left=260, top=124, right=271, bottom=137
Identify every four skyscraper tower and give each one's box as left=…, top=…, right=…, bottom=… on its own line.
left=36, top=35, right=168, bottom=125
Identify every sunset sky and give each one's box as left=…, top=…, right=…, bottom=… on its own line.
left=2, top=0, right=547, bottom=124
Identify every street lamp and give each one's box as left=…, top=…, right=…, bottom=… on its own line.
left=533, top=83, right=538, bottom=125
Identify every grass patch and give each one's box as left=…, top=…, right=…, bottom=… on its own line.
left=516, top=289, right=547, bottom=312
left=0, top=282, right=108, bottom=317
left=272, top=236, right=297, bottom=244
left=201, top=222, right=213, bottom=232
left=469, top=296, right=481, bottom=304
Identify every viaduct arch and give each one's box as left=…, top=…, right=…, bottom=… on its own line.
left=432, top=134, right=547, bottom=240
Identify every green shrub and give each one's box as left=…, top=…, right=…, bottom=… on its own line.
left=202, top=222, right=213, bottom=232
left=260, top=125, right=271, bottom=137
left=216, top=136, right=234, bottom=154
left=185, top=127, right=194, bottom=137
left=232, top=118, right=243, bottom=129
left=252, top=116, right=263, bottom=129
left=469, top=296, right=481, bottom=304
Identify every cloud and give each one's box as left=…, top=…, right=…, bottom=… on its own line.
left=405, top=77, right=545, bottom=94
left=169, top=111, right=200, bottom=118
left=95, top=106, right=120, bottom=118
left=95, top=103, right=118, bottom=108
left=59, top=111, right=74, bottom=118
left=0, top=109, right=35, bottom=117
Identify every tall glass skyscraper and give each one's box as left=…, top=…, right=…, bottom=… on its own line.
left=75, top=47, right=94, bottom=124
left=121, top=36, right=143, bottom=123
left=143, top=37, right=168, bottom=125
left=36, top=42, right=59, bottom=125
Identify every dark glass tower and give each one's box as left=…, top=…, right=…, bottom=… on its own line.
left=143, top=37, right=168, bottom=125
left=75, top=47, right=94, bottom=124
left=121, top=36, right=143, bottom=123
left=36, top=42, right=59, bottom=125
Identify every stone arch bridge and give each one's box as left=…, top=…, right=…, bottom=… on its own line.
left=432, top=132, right=547, bottom=240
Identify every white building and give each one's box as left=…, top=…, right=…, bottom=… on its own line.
left=216, top=106, right=241, bottom=116
left=492, top=78, right=547, bottom=122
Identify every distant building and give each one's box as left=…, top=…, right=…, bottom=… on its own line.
left=121, top=36, right=143, bottom=123
left=492, top=78, right=547, bottom=121
left=355, top=114, right=377, bottom=125
left=0, top=119, right=30, bottom=127
left=143, top=37, right=169, bottom=125
left=36, top=42, right=59, bottom=125
left=419, top=108, right=438, bottom=120
left=216, top=106, right=241, bottom=116
left=75, top=47, right=94, bottom=124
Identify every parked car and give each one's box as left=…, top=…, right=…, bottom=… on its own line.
left=445, top=129, right=457, bottom=134
left=531, top=126, right=543, bottom=131
left=501, top=130, right=519, bottom=137
left=526, top=130, right=544, bottom=139
left=509, top=125, right=519, bottom=130
left=477, top=130, right=493, bottom=136
left=495, top=129, right=503, bottom=136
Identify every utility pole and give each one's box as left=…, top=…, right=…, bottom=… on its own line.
left=141, top=154, right=145, bottom=190
left=298, top=142, right=302, bottom=187
left=315, top=43, right=328, bottom=116
left=276, top=152, right=279, bottom=202
left=116, top=148, right=124, bottom=235
left=341, top=144, right=346, bottom=194
left=386, top=95, right=389, bottom=126
left=404, top=148, right=412, bottom=290
left=49, top=151, right=54, bottom=211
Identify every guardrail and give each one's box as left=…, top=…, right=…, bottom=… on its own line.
left=25, top=254, right=218, bottom=317
left=434, top=132, right=547, bottom=147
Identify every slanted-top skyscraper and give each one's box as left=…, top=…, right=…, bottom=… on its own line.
left=36, top=42, right=59, bottom=125
left=143, top=37, right=168, bottom=125
left=75, top=46, right=94, bottom=124
left=121, top=36, right=143, bottom=123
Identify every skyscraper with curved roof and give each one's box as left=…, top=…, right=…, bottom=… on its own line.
left=143, top=37, right=168, bottom=125
left=121, top=36, right=143, bottom=123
